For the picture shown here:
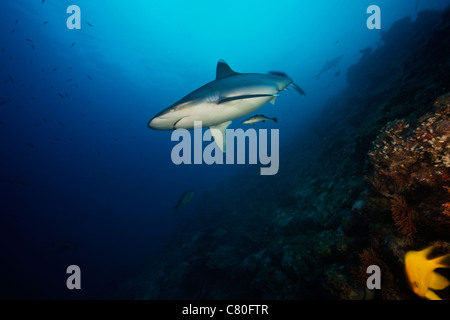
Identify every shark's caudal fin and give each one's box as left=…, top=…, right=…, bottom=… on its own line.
left=209, top=120, right=232, bottom=152
left=291, top=83, right=306, bottom=96
left=269, top=71, right=306, bottom=97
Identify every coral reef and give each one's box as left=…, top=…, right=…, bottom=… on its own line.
left=367, top=94, right=450, bottom=239
left=368, top=102, right=449, bottom=196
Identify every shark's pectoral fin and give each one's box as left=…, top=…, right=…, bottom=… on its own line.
left=218, top=94, right=277, bottom=105
left=270, top=95, right=277, bottom=105
left=209, top=120, right=232, bottom=152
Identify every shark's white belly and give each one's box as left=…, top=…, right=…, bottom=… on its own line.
left=174, top=96, right=273, bottom=129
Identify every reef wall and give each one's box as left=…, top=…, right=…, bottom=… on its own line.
left=115, top=8, right=450, bottom=300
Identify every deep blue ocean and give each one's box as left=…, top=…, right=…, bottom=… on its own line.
left=1, top=0, right=449, bottom=299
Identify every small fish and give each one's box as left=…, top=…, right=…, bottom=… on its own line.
left=52, top=67, right=58, bottom=72
left=41, top=0, right=45, bottom=3
left=66, top=78, right=72, bottom=82
left=43, top=21, right=48, bottom=25
left=7, top=74, right=14, bottom=82
left=174, top=190, right=196, bottom=211
left=87, top=74, right=92, bottom=80
left=334, top=70, right=341, bottom=77
left=31, top=44, right=35, bottom=50
left=404, top=246, right=450, bottom=300
left=57, top=93, right=65, bottom=99
left=242, top=114, right=278, bottom=125
left=71, top=42, right=75, bottom=47
left=86, top=21, right=93, bottom=27
left=15, top=19, right=19, bottom=24
left=25, top=38, right=32, bottom=42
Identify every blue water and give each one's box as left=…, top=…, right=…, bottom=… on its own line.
left=0, top=0, right=448, bottom=299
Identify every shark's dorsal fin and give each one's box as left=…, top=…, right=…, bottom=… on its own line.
left=216, top=60, right=238, bottom=79
left=209, top=120, right=232, bottom=152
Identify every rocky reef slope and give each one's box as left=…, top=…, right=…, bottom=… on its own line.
left=116, top=8, right=450, bottom=300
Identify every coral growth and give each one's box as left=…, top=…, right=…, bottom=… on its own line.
left=352, top=248, right=384, bottom=286
left=443, top=186, right=450, bottom=216
left=390, top=196, right=417, bottom=238
left=369, top=101, right=450, bottom=197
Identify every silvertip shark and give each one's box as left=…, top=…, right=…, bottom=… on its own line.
left=148, top=59, right=305, bottom=151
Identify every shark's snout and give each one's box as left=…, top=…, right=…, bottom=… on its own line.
left=148, top=107, right=178, bottom=130
left=147, top=117, right=159, bottom=129
left=148, top=117, right=167, bottom=130
left=148, top=114, right=170, bottom=130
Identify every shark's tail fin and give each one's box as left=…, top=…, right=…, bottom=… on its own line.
left=291, top=83, right=306, bottom=96
left=273, top=117, right=278, bottom=123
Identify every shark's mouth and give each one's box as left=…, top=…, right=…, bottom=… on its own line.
left=173, top=117, right=187, bottom=129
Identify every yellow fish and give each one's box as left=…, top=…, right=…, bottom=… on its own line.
left=404, top=246, right=450, bottom=300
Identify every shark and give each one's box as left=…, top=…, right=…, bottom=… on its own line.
left=148, top=59, right=305, bottom=151
left=315, top=55, right=343, bottom=79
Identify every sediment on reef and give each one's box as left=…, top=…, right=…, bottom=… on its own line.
left=114, top=8, right=450, bottom=300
